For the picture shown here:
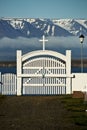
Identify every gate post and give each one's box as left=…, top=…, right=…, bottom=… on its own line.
left=66, top=50, right=71, bottom=94
left=17, top=50, right=22, bottom=96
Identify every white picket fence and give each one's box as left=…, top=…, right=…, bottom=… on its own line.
left=0, top=50, right=71, bottom=96
left=0, top=73, right=17, bottom=95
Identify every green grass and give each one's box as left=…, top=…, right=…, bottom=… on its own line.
left=60, top=95, right=87, bottom=126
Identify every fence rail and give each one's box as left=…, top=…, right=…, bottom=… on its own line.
left=0, top=73, right=17, bottom=95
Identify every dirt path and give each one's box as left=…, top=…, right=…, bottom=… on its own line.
left=0, top=96, right=81, bottom=130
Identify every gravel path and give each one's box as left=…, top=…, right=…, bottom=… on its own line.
left=0, top=96, right=80, bottom=130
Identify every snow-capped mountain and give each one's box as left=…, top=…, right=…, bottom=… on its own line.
left=53, top=19, right=87, bottom=36
left=0, top=18, right=87, bottom=38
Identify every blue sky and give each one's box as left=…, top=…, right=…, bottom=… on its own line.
left=0, top=0, right=87, bottom=61
left=0, top=0, right=87, bottom=19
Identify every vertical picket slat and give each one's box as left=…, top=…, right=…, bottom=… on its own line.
left=0, top=72, right=1, bottom=94
left=1, top=73, right=17, bottom=95
left=22, top=55, right=67, bottom=95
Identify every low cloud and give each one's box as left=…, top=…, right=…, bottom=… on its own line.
left=0, top=36, right=87, bottom=61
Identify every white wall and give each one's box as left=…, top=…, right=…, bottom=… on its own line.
left=72, top=73, right=87, bottom=92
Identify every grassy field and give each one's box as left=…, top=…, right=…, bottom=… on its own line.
left=60, top=95, right=87, bottom=127
left=0, top=95, right=87, bottom=130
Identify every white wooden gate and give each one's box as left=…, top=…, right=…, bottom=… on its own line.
left=22, top=57, right=66, bottom=95
left=17, top=50, right=72, bottom=95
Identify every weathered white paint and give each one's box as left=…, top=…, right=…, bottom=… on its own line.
left=0, top=72, right=1, bottom=93
left=39, top=35, right=48, bottom=51
left=17, top=49, right=72, bottom=95
left=72, top=73, right=87, bottom=93
left=1, top=73, right=16, bottom=95
left=66, top=50, right=72, bottom=94
left=1, top=49, right=87, bottom=95
left=22, top=50, right=67, bottom=62
left=16, top=50, right=22, bottom=96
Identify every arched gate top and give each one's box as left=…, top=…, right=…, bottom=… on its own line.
left=22, top=50, right=67, bottom=62
left=16, top=49, right=71, bottom=95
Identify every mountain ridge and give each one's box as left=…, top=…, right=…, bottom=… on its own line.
left=0, top=18, right=87, bottom=38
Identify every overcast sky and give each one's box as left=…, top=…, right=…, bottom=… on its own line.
left=0, top=0, right=87, bottom=19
